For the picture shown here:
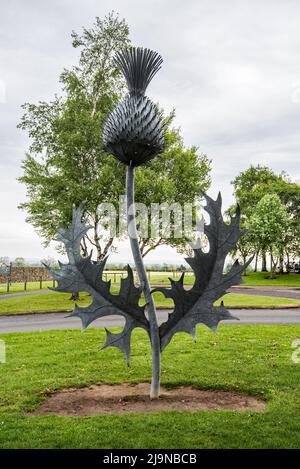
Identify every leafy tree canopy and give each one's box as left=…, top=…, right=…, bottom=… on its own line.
left=249, top=194, right=289, bottom=274
left=229, top=165, right=300, bottom=270
left=18, top=12, right=211, bottom=260
left=231, top=165, right=300, bottom=220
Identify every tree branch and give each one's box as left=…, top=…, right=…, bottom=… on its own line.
left=141, top=238, right=163, bottom=258
left=102, top=237, right=115, bottom=259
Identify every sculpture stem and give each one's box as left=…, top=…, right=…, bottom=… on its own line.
left=126, top=164, right=161, bottom=399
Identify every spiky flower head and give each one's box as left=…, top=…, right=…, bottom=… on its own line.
left=103, top=47, right=165, bottom=166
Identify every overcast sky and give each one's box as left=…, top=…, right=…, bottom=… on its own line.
left=0, top=0, right=299, bottom=264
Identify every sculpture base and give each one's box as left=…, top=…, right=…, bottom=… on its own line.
left=30, top=383, right=266, bottom=416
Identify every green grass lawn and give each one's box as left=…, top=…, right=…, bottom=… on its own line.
left=150, top=271, right=300, bottom=287
left=241, top=271, right=300, bottom=286
left=0, top=325, right=299, bottom=448
left=0, top=290, right=298, bottom=315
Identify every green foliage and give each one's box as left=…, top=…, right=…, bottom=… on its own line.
left=12, top=257, right=26, bottom=267
left=250, top=194, right=289, bottom=275
left=0, top=256, right=10, bottom=264
left=135, top=128, right=211, bottom=255
left=250, top=194, right=288, bottom=246
left=18, top=13, right=129, bottom=259
left=18, top=13, right=211, bottom=260
left=230, top=165, right=300, bottom=270
left=232, top=165, right=300, bottom=220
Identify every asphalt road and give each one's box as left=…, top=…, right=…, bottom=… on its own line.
left=0, top=289, right=52, bottom=299
left=1, top=308, right=300, bottom=333
left=0, top=285, right=300, bottom=300
left=231, top=286, right=300, bottom=300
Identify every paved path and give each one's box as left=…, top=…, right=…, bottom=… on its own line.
left=1, top=308, right=300, bottom=333
left=1, top=285, right=300, bottom=301
left=0, top=289, right=50, bottom=299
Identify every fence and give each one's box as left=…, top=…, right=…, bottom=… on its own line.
left=102, top=270, right=192, bottom=282
left=1, top=278, right=57, bottom=293
left=0, top=269, right=193, bottom=293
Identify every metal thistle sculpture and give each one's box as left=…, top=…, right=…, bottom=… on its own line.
left=48, top=47, right=252, bottom=399
left=103, top=48, right=164, bottom=166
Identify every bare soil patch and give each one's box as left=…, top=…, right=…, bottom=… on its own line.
left=31, top=383, right=266, bottom=416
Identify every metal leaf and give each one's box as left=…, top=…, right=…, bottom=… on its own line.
left=48, top=205, right=149, bottom=364
left=54, top=204, right=91, bottom=263
left=156, top=193, right=254, bottom=351
left=100, top=318, right=137, bottom=366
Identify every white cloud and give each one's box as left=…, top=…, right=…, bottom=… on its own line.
left=0, top=0, right=299, bottom=261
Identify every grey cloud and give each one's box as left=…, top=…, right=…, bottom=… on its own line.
left=0, top=0, right=299, bottom=261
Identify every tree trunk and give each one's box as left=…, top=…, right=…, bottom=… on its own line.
left=270, top=253, right=274, bottom=278
left=81, top=236, right=88, bottom=257
left=254, top=251, right=259, bottom=272
left=279, top=250, right=284, bottom=274
left=270, top=251, right=277, bottom=279
left=126, top=165, right=161, bottom=399
left=261, top=250, right=267, bottom=271
left=286, top=251, right=290, bottom=274
left=242, top=255, right=248, bottom=275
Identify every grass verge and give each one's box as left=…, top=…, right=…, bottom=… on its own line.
left=0, top=325, right=299, bottom=448
left=152, top=271, right=300, bottom=287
